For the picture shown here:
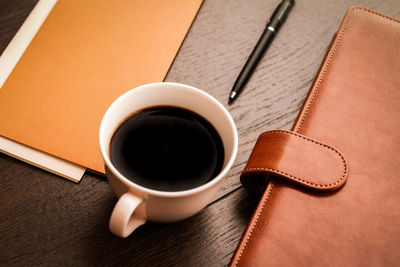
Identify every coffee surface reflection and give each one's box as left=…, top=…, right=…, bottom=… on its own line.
left=110, top=106, right=224, bottom=192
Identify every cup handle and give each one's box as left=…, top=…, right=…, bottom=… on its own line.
left=109, top=193, right=146, bottom=238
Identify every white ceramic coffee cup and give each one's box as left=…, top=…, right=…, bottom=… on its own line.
left=99, top=82, right=238, bottom=238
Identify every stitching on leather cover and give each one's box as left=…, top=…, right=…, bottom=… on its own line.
left=234, top=183, right=274, bottom=267
left=297, top=7, right=400, bottom=131
left=357, top=6, right=400, bottom=24
left=236, top=7, right=400, bottom=265
left=244, top=130, right=348, bottom=188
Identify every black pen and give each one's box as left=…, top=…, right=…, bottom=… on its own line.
left=228, top=0, right=295, bottom=104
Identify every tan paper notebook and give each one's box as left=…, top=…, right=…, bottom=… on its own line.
left=0, top=0, right=202, bottom=181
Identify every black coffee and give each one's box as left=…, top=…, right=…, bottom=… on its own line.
left=110, top=106, right=224, bottom=192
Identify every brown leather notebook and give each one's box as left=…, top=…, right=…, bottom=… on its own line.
left=230, top=7, right=400, bottom=266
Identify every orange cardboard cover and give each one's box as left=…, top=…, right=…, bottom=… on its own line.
left=0, top=0, right=202, bottom=174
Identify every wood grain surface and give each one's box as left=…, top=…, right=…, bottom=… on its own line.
left=1, top=0, right=399, bottom=266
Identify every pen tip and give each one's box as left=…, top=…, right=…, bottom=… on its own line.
left=228, top=91, right=237, bottom=105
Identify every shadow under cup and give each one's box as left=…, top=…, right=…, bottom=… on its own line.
left=99, top=82, right=238, bottom=237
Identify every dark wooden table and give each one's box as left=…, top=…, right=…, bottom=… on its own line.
left=1, top=0, right=399, bottom=266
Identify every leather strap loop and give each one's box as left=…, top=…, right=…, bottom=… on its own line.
left=241, top=130, right=349, bottom=192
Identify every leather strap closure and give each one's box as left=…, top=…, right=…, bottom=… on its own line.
left=241, top=130, right=349, bottom=192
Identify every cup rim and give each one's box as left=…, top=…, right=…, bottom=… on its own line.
left=99, top=82, right=238, bottom=198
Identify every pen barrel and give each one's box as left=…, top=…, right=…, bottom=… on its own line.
left=247, top=28, right=275, bottom=68
left=229, top=0, right=294, bottom=103
left=232, top=29, right=274, bottom=93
